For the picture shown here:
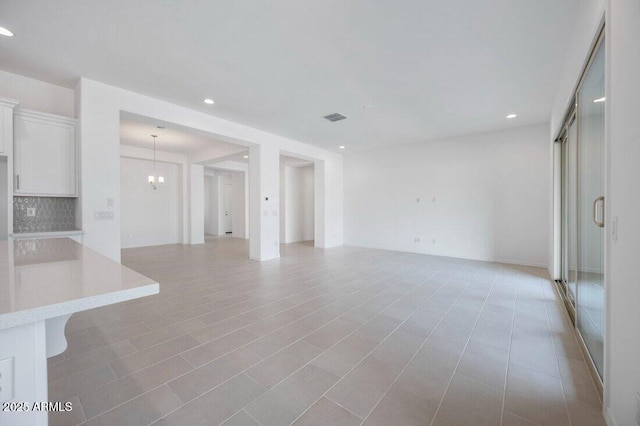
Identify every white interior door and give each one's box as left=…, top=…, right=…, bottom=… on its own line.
left=223, top=182, right=232, bottom=233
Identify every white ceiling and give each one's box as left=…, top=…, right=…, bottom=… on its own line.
left=1, top=0, right=577, bottom=151
left=120, top=114, right=242, bottom=155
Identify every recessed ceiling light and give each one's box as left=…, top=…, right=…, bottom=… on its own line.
left=0, top=26, right=14, bottom=37
left=243, top=155, right=249, bottom=159
left=506, top=114, right=517, bottom=119
left=593, top=97, right=606, bottom=103
left=339, top=146, right=345, bottom=149
left=204, top=98, right=215, bottom=105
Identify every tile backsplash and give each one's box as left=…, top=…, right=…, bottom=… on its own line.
left=13, top=196, right=77, bottom=233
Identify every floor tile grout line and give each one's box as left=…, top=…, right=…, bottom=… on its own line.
left=498, top=269, right=523, bottom=426
left=152, top=260, right=407, bottom=339
left=62, top=246, right=564, bottom=426
left=543, top=275, right=604, bottom=407
left=53, top=265, right=387, bottom=385
left=287, top=263, right=478, bottom=426
left=242, top=408, right=264, bottom=426
left=324, top=396, right=366, bottom=422
left=427, top=266, right=507, bottom=426
left=63, top=256, right=362, bottom=350
left=256, top=261, right=463, bottom=426
left=78, top=256, right=431, bottom=423
left=154, top=258, right=451, bottom=426
left=78, top=278, right=389, bottom=424
left=542, top=274, right=575, bottom=426
left=148, top=261, right=352, bottom=316
left=358, top=265, right=492, bottom=425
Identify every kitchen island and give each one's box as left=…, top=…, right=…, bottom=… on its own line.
left=0, top=238, right=158, bottom=426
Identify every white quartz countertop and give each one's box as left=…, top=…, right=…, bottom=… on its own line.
left=10, top=230, right=85, bottom=238
left=0, top=238, right=159, bottom=329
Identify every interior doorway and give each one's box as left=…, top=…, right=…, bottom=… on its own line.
left=223, top=179, right=233, bottom=234
left=204, top=165, right=248, bottom=239
left=279, top=154, right=315, bottom=244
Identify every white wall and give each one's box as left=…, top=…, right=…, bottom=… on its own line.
left=280, top=165, right=314, bottom=243
left=120, top=157, right=180, bottom=248
left=204, top=174, right=218, bottom=235
left=549, top=0, right=606, bottom=277
left=0, top=70, right=74, bottom=117
left=76, top=78, right=342, bottom=261
left=120, top=144, right=189, bottom=246
left=605, top=1, right=640, bottom=424
left=249, top=144, right=280, bottom=260
left=231, top=172, right=246, bottom=238
left=550, top=0, right=606, bottom=138
left=189, top=164, right=205, bottom=244
left=344, top=123, right=550, bottom=267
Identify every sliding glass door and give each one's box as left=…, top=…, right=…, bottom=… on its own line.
left=560, top=115, right=578, bottom=313
left=576, top=39, right=605, bottom=377
left=558, top=35, right=605, bottom=379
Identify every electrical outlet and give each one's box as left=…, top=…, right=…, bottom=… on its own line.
left=414, top=237, right=420, bottom=243
left=26, top=207, right=36, bottom=217
left=107, top=198, right=114, bottom=207
left=0, top=357, right=14, bottom=403
left=432, top=239, right=436, bottom=244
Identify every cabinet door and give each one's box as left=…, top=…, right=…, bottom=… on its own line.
left=0, top=106, right=6, bottom=154
left=15, top=114, right=77, bottom=196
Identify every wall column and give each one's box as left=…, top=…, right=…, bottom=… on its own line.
left=249, top=144, right=280, bottom=260
left=189, top=163, right=204, bottom=244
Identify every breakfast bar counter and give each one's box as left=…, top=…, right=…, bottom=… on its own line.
left=0, top=238, right=158, bottom=426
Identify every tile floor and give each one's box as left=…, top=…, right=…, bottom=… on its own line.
left=47, top=237, right=606, bottom=426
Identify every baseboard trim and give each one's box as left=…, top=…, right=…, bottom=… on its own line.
left=249, top=255, right=280, bottom=262
left=604, top=407, right=619, bottom=426
left=343, top=243, right=547, bottom=269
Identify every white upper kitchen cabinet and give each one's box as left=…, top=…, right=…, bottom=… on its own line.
left=0, top=97, right=20, bottom=156
left=14, top=109, right=78, bottom=197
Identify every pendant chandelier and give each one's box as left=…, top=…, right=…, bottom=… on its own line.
left=148, top=134, right=165, bottom=189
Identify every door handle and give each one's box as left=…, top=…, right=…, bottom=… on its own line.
left=593, top=196, right=605, bottom=228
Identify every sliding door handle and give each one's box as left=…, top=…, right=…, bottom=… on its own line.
left=593, top=196, right=605, bottom=228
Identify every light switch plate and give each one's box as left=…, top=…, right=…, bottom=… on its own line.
left=94, top=211, right=114, bottom=220
left=0, top=356, right=14, bottom=403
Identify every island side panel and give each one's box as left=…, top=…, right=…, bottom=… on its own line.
left=0, top=320, right=48, bottom=426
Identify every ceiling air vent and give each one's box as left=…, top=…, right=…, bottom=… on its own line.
left=323, top=113, right=347, bottom=122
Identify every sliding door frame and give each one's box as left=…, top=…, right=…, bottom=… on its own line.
left=553, top=25, right=606, bottom=399
left=555, top=109, right=577, bottom=324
